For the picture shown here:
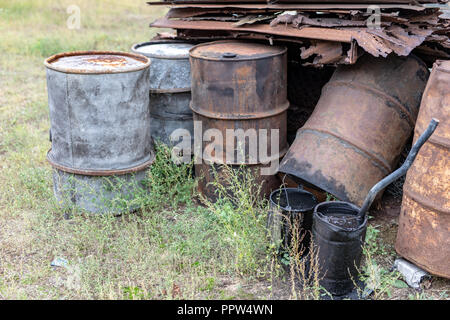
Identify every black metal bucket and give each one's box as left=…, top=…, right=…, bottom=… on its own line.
left=313, top=201, right=368, bottom=296
left=268, top=187, right=317, bottom=254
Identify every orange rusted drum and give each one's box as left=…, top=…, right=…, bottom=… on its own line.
left=395, top=60, right=450, bottom=279
left=279, top=54, right=429, bottom=206
left=189, top=41, right=289, bottom=200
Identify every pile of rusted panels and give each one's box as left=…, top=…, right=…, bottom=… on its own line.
left=148, top=1, right=449, bottom=66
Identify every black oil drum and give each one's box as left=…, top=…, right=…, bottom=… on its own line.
left=312, top=201, right=368, bottom=296
left=268, top=187, right=317, bottom=254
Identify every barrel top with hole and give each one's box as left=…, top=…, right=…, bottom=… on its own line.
left=189, top=41, right=286, bottom=61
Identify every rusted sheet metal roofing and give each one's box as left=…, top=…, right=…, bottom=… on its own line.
left=148, top=2, right=427, bottom=10
left=149, top=1, right=450, bottom=65
left=151, top=18, right=356, bottom=42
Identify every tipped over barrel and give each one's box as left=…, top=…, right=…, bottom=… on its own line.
left=395, top=60, right=450, bottom=279
left=45, top=51, right=154, bottom=214
left=279, top=54, right=429, bottom=206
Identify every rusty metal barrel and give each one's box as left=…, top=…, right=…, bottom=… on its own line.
left=279, top=54, right=429, bottom=206
left=45, top=51, right=154, bottom=214
left=189, top=41, right=289, bottom=200
left=131, top=41, right=194, bottom=147
left=395, top=60, right=450, bottom=279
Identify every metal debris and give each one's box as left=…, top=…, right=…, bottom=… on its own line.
left=51, top=257, right=69, bottom=268
left=300, top=41, right=345, bottom=65
left=148, top=1, right=449, bottom=66
left=394, top=259, right=431, bottom=289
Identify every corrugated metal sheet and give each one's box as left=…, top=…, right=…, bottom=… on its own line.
left=148, top=1, right=449, bottom=66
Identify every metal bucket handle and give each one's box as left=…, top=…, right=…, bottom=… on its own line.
left=281, top=174, right=292, bottom=211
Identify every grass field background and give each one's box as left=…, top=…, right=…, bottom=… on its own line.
left=0, top=0, right=448, bottom=300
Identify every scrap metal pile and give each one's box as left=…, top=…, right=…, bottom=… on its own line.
left=148, top=1, right=449, bottom=66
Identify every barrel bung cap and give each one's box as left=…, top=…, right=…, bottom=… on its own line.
left=189, top=40, right=286, bottom=61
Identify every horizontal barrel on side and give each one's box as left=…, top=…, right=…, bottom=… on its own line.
left=279, top=54, right=429, bottom=206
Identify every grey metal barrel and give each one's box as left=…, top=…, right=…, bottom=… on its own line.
left=132, top=41, right=194, bottom=147
left=45, top=51, right=154, bottom=214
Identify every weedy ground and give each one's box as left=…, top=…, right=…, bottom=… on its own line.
left=0, top=0, right=449, bottom=300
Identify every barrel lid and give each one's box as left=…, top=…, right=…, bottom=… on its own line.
left=189, top=40, right=286, bottom=61
left=44, top=51, right=150, bottom=74
left=132, top=41, right=194, bottom=59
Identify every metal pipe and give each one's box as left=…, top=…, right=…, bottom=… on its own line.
left=358, top=118, right=439, bottom=218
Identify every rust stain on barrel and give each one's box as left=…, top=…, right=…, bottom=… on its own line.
left=44, top=50, right=150, bottom=74
left=396, top=60, right=450, bottom=279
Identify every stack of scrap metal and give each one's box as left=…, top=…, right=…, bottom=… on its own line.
left=148, top=1, right=449, bottom=66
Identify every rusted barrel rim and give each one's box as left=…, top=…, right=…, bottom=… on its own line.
left=414, top=127, right=450, bottom=149
left=322, top=80, right=416, bottom=128
left=269, top=187, right=317, bottom=213
left=131, top=40, right=194, bottom=60
left=44, top=51, right=151, bottom=74
left=190, top=101, right=290, bottom=120
left=435, top=59, right=450, bottom=73
left=199, top=148, right=288, bottom=166
left=189, top=40, right=287, bottom=62
left=403, top=188, right=450, bottom=214
left=298, top=127, right=392, bottom=174
left=313, top=201, right=368, bottom=232
left=150, top=87, right=191, bottom=94
left=46, top=149, right=155, bottom=176
left=394, top=245, right=449, bottom=279
left=279, top=158, right=355, bottom=202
